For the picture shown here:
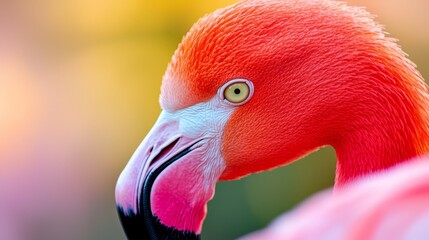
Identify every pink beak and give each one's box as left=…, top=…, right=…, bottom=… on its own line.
left=115, top=112, right=218, bottom=239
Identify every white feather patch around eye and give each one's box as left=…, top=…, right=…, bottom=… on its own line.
left=162, top=96, right=234, bottom=138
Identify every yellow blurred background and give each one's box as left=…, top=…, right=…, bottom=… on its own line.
left=0, top=0, right=428, bottom=239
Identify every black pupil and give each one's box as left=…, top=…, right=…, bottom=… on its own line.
left=234, top=88, right=241, bottom=95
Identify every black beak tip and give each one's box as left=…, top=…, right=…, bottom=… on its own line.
left=117, top=206, right=150, bottom=239
left=117, top=206, right=200, bottom=240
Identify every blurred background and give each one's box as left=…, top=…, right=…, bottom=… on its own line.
left=0, top=0, right=428, bottom=239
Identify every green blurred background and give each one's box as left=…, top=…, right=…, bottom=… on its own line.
left=0, top=0, right=428, bottom=239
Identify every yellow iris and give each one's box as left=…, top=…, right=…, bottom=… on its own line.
left=224, top=82, right=250, bottom=103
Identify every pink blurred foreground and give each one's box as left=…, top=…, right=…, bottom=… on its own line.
left=242, top=157, right=429, bottom=240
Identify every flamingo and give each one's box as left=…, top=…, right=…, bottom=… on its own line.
left=115, top=0, right=429, bottom=239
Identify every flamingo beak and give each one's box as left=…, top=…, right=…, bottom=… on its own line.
left=115, top=104, right=229, bottom=239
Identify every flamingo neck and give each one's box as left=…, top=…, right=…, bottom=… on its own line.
left=331, top=70, right=429, bottom=187
left=333, top=117, right=429, bottom=187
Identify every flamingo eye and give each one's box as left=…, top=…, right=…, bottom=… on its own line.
left=219, top=79, right=254, bottom=105
left=224, top=82, right=249, bottom=103
left=224, top=82, right=250, bottom=104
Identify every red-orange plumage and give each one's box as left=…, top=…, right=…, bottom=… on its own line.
left=161, top=0, right=429, bottom=185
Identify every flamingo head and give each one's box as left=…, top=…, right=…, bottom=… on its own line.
left=115, top=0, right=423, bottom=239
